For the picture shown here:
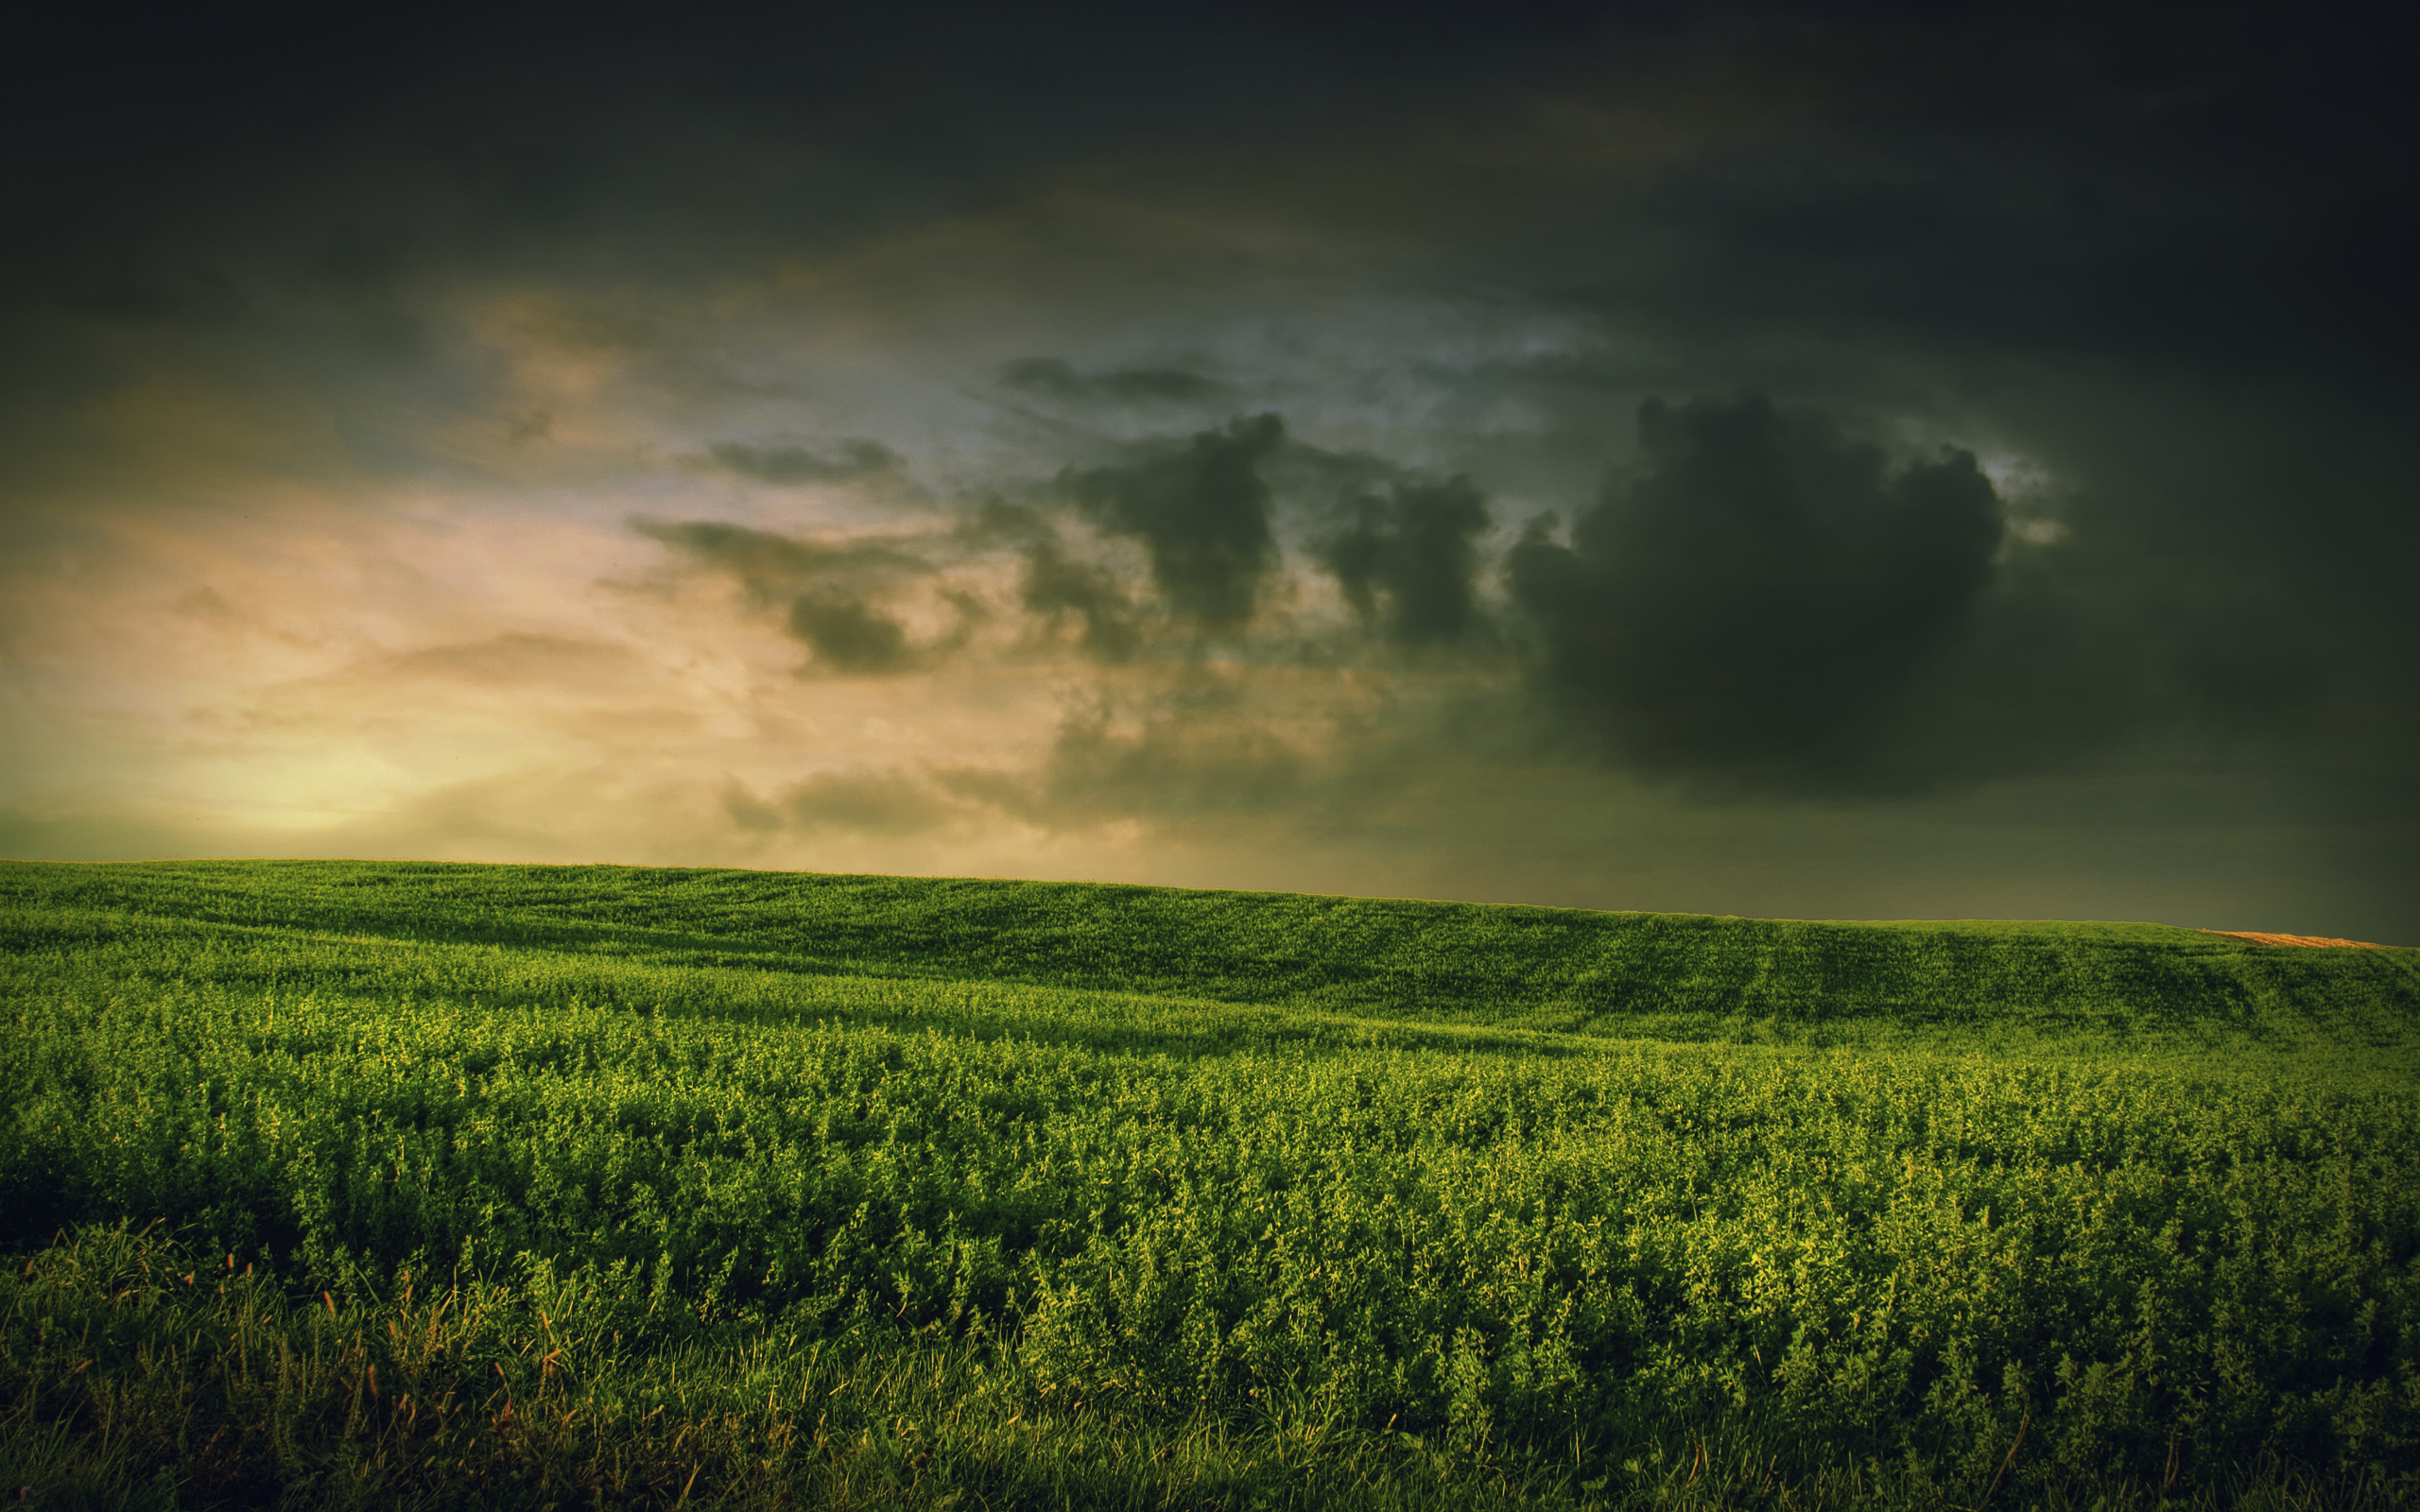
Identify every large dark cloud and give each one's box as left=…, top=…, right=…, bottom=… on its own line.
left=6, top=2, right=2410, bottom=397
left=0, top=1, right=1632, bottom=349
left=1065, top=416, right=1287, bottom=636
left=1319, top=476, right=1494, bottom=644
left=1371, top=9, right=2420, bottom=394
left=1509, top=395, right=2002, bottom=787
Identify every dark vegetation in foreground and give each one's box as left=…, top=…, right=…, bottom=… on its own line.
left=3, top=858, right=2417, bottom=1509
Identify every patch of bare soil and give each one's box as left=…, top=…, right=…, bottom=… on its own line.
left=2201, top=929, right=2386, bottom=949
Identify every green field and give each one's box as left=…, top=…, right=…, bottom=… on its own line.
left=3, top=859, right=2417, bottom=1509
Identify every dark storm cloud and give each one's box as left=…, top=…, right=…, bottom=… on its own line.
left=0, top=0, right=1628, bottom=363
left=706, top=439, right=902, bottom=486
left=6, top=2, right=2411, bottom=396
left=1351, top=9, right=2417, bottom=393
left=1509, top=395, right=2002, bottom=787
left=1021, top=540, right=1143, bottom=662
left=1065, top=416, right=1286, bottom=636
left=997, top=358, right=1232, bottom=406
left=634, top=518, right=936, bottom=677
left=1318, top=476, right=1494, bottom=644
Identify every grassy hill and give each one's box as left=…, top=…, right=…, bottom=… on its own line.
left=10, top=858, right=2417, bottom=1064
left=3, top=859, right=2416, bottom=1509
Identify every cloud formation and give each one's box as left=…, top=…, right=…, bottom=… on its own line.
left=1066, top=416, right=1287, bottom=637
left=1020, top=539, right=1143, bottom=662
left=1319, top=476, right=1494, bottom=644
left=1510, top=396, right=2003, bottom=787
left=633, top=519, right=942, bottom=676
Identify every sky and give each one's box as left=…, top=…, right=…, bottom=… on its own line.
left=4, top=1, right=2414, bottom=939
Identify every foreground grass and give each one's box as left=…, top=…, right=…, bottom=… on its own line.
left=5, top=1224, right=2409, bottom=1512
left=3, top=859, right=2418, bottom=1508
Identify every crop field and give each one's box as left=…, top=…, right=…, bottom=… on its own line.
left=3, top=859, right=2417, bottom=1510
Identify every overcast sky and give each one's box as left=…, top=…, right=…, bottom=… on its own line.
left=4, top=1, right=2413, bottom=938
